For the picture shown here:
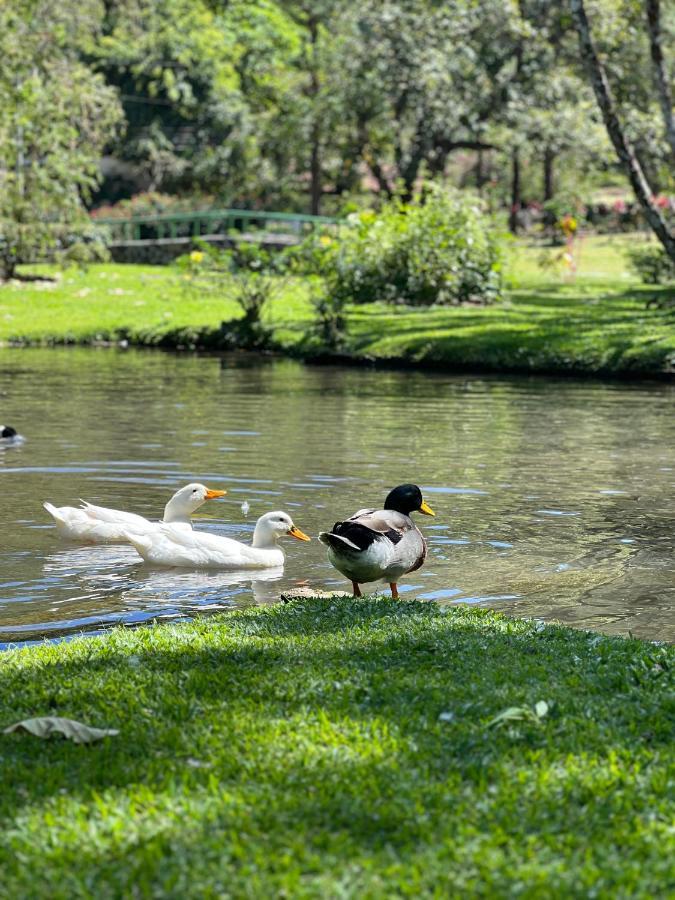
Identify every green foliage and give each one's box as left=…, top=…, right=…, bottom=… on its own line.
left=0, top=0, right=123, bottom=278
left=3, top=236, right=675, bottom=375
left=626, top=243, right=675, bottom=285
left=91, top=192, right=215, bottom=219
left=0, top=598, right=672, bottom=895
left=175, top=242, right=285, bottom=348
left=309, top=279, right=348, bottom=349
left=324, top=188, right=504, bottom=306
left=94, top=0, right=256, bottom=198
left=223, top=239, right=280, bottom=275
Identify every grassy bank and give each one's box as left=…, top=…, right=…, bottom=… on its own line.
left=0, top=598, right=673, bottom=896
left=1, top=234, right=674, bottom=375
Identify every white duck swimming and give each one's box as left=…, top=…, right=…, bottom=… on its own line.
left=124, top=510, right=310, bottom=569
left=43, top=483, right=227, bottom=544
left=319, top=483, right=435, bottom=599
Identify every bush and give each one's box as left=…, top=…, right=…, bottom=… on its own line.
left=310, top=188, right=503, bottom=307
left=176, top=242, right=283, bottom=349
left=90, top=192, right=215, bottom=220
left=309, top=280, right=348, bottom=350
left=626, top=244, right=675, bottom=285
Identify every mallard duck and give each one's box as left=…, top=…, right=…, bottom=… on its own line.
left=1, top=425, right=23, bottom=444
left=319, top=483, right=435, bottom=598
left=124, top=510, right=310, bottom=569
left=43, top=483, right=227, bottom=544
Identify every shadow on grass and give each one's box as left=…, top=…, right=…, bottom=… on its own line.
left=346, top=285, right=675, bottom=361
left=0, top=599, right=671, bottom=892
left=1, top=600, right=670, bottom=793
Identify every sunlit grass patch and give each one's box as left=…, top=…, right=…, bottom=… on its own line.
left=1, top=234, right=674, bottom=375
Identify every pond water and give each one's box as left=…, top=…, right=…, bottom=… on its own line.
left=1, top=347, right=674, bottom=646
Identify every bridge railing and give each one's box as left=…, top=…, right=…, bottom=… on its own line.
left=94, top=208, right=340, bottom=243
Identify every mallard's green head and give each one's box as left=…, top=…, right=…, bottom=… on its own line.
left=384, top=484, right=435, bottom=517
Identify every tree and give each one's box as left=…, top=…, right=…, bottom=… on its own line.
left=570, top=0, right=675, bottom=264
left=0, top=0, right=123, bottom=278
left=93, top=0, right=255, bottom=201
left=646, top=0, right=675, bottom=159
left=335, top=1, right=514, bottom=201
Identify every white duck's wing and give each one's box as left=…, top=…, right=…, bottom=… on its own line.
left=43, top=502, right=151, bottom=544
left=161, top=527, right=284, bottom=568
left=125, top=525, right=283, bottom=570
left=79, top=500, right=152, bottom=530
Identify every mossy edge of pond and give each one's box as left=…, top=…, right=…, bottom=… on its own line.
left=0, top=597, right=672, bottom=896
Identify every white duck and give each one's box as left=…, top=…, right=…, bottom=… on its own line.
left=43, top=483, right=227, bottom=544
left=124, top=510, right=310, bottom=569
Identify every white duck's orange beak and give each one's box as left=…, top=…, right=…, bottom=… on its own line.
left=204, top=488, right=227, bottom=500
left=288, top=525, right=311, bottom=542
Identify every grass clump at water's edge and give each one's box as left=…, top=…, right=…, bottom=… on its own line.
left=0, top=597, right=673, bottom=897
left=1, top=234, right=674, bottom=375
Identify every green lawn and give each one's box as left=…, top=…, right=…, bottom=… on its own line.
left=0, top=597, right=672, bottom=896
left=1, top=234, right=674, bottom=375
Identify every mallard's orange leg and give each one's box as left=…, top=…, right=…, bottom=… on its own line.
left=352, top=581, right=362, bottom=597
left=389, top=583, right=399, bottom=600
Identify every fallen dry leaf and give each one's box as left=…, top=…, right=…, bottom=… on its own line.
left=3, top=716, right=119, bottom=744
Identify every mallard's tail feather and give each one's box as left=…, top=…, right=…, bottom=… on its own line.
left=318, top=531, right=361, bottom=552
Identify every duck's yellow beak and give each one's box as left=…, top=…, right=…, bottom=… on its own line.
left=205, top=488, right=227, bottom=500
left=288, top=525, right=311, bottom=542
left=419, top=499, right=435, bottom=516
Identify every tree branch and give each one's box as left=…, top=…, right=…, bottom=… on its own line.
left=570, top=0, right=675, bottom=263
left=646, top=0, right=675, bottom=160
left=435, top=139, right=499, bottom=154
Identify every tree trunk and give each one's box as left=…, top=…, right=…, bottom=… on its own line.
left=308, top=16, right=321, bottom=216
left=310, top=119, right=321, bottom=216
left=509, top=148, right=521, bottom=234
left=400, top=118, right=428, bottom=201
left=366, top=155, right=394, bottom=198
left=0, top=256, right=16, bottom=282
left=646, top=0, right=675, bottom=160
left=476, top=150, right=485, bottom=190
left=570, top=0, right=675, bottom=263
left=509, top=0, right=525, bottom=235
left=543, top=147, right=555, bottom=201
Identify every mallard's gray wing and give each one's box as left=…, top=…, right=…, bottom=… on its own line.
left=348, top=508, right=376, bottom=520
left=320, top=509, right=413, bottom=555
left=349, top=509, right=415, bottom=536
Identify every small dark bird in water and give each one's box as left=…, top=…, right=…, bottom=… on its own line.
left=319, top=483, right=435, bottom=599
left=1, top=425, right=17, bottom=439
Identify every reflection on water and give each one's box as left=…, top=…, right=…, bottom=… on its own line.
left=1, top=347, right=674, bottom=645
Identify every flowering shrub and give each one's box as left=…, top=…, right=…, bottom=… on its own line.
left=90, top=192, right=215, bottom=220
left=175, top=241, right=283, bottom=348
left=294, top=188, right=503, bottom=306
